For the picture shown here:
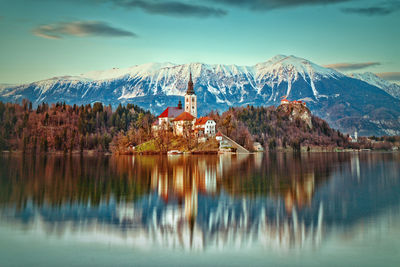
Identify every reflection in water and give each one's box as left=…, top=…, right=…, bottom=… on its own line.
left=0, top=152, right=399, bottom=251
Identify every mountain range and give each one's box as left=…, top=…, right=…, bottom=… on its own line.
left=1, top=55, right=399, bottom=136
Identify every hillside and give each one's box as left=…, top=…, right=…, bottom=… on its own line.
left=1, top=55, right=400, bottom=136
left=209, top=104, right=349, bottom=151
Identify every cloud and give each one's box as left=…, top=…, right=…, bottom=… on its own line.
left=27, top=0, right=364, bottom=18
left=341, top=1, right=400, bottom=16
left=207, top=0, right=352, bottom=10
left=33, top=21, right=137, bottom=39
left=323, top=62, right=381, bottom=71
left=113, top=0, right=227, bottom=17
left=376, top=72, right=400, bottom=81
left=104, top=0, right=349, bottom=17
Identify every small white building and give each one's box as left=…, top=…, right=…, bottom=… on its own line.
left=253, top=142, right=264, bottom=152
left=349, top=131, right=358, bottom=143
left=215, top=132, right=223, bottom=141
left=194, top=116, right=216, bottom=137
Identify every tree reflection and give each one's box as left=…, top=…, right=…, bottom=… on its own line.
left=1, top=152, right=399, bottom=251
left=0, top=153, right=347, bottom=213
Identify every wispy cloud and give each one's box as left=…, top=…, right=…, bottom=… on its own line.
left=77, top=0, right=351, bottom=17
left=207, top=0, right=352, bottom=10
left=376, top=72, right=400, bottom=81
left=112, top=0, right=227, bottom=17
left=34, top=0, right=400, bottom=19
left=324, top=62, right=381, bottom=71
left=341, top=1, right=400, bottom=16
left=33, top=21, right=137, bottom=39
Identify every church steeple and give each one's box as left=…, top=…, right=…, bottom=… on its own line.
left=186, top=72, right=195, bottom=95
left=184, top=72, right=197, bottom=118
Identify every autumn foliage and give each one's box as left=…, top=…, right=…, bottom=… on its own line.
left=209, top=105, right=350, bottom=151
left=0, top=100, right=154, bottom=153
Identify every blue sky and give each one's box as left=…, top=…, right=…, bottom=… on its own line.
left=0, top=0, right=399, bottom=84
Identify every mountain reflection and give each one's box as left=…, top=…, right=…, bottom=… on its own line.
left=0, top=152, right=399, bottom=251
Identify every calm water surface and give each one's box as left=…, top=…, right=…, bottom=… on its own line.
left=0, top=152, right=399, bottom=266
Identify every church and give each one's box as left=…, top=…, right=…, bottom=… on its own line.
left=152, top=73, right=216, bottom=137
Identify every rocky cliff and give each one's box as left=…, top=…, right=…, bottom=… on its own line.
left=277, top=103, right=313, bottom=129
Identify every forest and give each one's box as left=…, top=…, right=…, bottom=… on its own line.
left=209, top=105, right=398, bottom=151
left=208, top=105, right=350, bottom=151
left=0, top=100, right=154, bottom=153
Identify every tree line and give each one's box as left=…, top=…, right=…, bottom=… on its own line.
left=0, top=100, right=154, bottom=153
left=1, top=100, right=397, bottom=153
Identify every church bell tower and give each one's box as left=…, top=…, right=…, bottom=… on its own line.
left=185, top=72, right=197, bottom=118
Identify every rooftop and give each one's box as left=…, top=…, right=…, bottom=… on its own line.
left=173, top=111, right=195, bottom=122
left=158, top=107, right=184, bottom=118
left=195, top=116, right=212, bottom=126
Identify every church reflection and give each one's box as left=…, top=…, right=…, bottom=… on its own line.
left=1, top=152, right=399, bottom=251
left=151, top=156, right=220, bottom=220
left=150, top=153, right=325, bottom=218
left=114, top=153, right=333, bottom=250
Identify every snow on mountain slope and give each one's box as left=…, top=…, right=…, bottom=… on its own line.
left=0, top=85, right=9, bottom=93
left=75, top=62, right=176, bottom=81
left=255, top=55, right=341, bottom=81
left=254, top=55, right=342, bottom=100
left=9, top=55, right=342, bottom=102
left=349, top=72, right=400, bottom=99
left=2, top=55, right=345, bottom=105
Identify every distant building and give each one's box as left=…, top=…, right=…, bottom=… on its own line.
left=253, top=142, right=264, bottom=152
left=215, top=132, right=223, bottom=141
left=281, top=98, right=290, bottom=105
left=349, top=131, right=358, bottom=143
left=280, top=95, right=306, bottom=106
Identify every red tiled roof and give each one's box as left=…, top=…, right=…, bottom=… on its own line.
left=195, top=116, right=211, bottom=126
left=216, top=131, right=222, bottom=137
left=173, top=112, right=195, bottom=122
left=158, top=107, right=184, bottom=118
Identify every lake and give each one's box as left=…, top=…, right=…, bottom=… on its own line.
left=0, top=152, right=400, bottom=266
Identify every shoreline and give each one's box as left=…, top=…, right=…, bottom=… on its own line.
left=2, top=148, right=397, bottom=156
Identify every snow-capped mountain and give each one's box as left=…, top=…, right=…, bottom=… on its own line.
left=1, top=55, right=400, bottom=136
left=349, top=72, right=400, bottom=99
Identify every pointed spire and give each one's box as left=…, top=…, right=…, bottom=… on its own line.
left=186, top=72, right=195, bottom=95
